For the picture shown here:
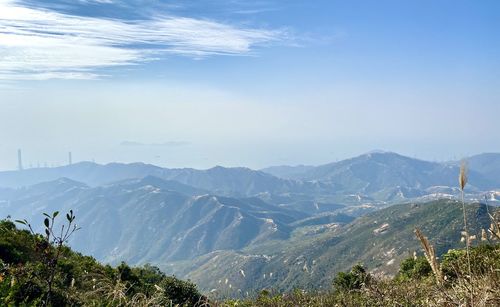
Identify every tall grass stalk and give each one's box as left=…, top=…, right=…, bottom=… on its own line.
left=485, top=195, right=500, bottom=241
left=414, top=228, right=442, bottom=284
left=459, top=161, right=473, bottom=305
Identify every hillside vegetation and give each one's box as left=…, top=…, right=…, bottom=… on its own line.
left=176, top=200, right=497, bottom=294
left=0, top=217, right=204, bottom=306
left=216, top=244, right=499, bottom=306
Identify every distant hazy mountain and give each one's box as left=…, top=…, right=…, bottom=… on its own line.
left=464, top=153, right=500, bottom=186
left=263, top=152, right=499, bottom=194
left=0, top=162, right=163, bottom=188
left=0, top=163, right=334, bottom=198
left=1, top=150, right=499, bottom=212
left=159, top=166, right=306, bottom=197
left=260, top=165, right=315, bottom=179
left=0, top=177, right=308, bottom=264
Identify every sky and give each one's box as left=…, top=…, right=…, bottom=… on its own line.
left=0, top=0, right=499, bottom=170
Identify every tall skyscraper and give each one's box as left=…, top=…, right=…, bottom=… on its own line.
left=68, top=152, right=72, bottom=165
left=17, top=149, right=23, bottom=171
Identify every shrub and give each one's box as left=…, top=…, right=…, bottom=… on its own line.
left=333, top=264, right=370, bottom=292
left=397, top=256, right=432, bottom=280
left=441, top=244, right=500, bottom=281
left=161, top=275, right=204, bottom=306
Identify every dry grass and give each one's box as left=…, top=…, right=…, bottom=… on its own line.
left=459, top=160, right=474, bottom=305
left=414, top=228, right=443, bottom=285
left=487, top=211, right=500, bottom=241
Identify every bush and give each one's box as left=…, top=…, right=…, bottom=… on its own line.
left=161, top=275, right=204, bottom=306
left=333, top=264, right=371, bottom=292
left=397, top=256, right=432, bottom=280
left=441, top=244, right=500, bottom=281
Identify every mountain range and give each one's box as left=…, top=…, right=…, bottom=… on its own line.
left=0, top=176, right=307, bottom=263
left=2, top=151, right=499, bottom=204
left=262, top=151, right=500, bottom=191
left=0, top=151, right=499, bottom=293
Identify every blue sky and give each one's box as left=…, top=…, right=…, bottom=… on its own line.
left=0, top=0, right=499, bottom=170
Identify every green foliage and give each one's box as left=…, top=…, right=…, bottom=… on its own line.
left=0, top=220, right=34, bottom=264
left=332, top=264, right=370, bottom=292
left=397, top=256, right=432, bottom=280
left=441, top=244, right=500, bottom=281
left=160, top=275, right=203, bottom=306
left=12, top=210, right=81, bottom=307
left=0, top=218, right=203, bottom=306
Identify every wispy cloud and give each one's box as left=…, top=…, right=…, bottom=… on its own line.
left=80, top=0, right=115, bottom=3
left=120, top=141, right=190, bottom=147
left=0, top=0, right=286, bottom=80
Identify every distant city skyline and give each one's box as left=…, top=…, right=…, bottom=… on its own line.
left=1, top=0, right=499, bottom=170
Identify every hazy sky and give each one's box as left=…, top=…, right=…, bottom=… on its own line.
left=1, top=0, right=499, bottom=170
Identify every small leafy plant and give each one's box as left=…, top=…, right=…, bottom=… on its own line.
left=15, top=210, right=80, bottom=306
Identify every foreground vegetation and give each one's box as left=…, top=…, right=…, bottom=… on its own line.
left=0, top=216, right=204, bottom=306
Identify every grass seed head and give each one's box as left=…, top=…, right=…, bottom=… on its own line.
left=459, top=160, right=468, bottom=191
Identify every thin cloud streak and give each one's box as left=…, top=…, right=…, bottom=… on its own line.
left=0, top=0, right=286, bottom=80
left=120, top=141, right=190, bottom=147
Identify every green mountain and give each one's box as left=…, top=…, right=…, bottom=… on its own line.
left=167, top=200, right=496, bottom=293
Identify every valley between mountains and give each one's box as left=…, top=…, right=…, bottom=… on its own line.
left=0, top=151, right=498, bottom=293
